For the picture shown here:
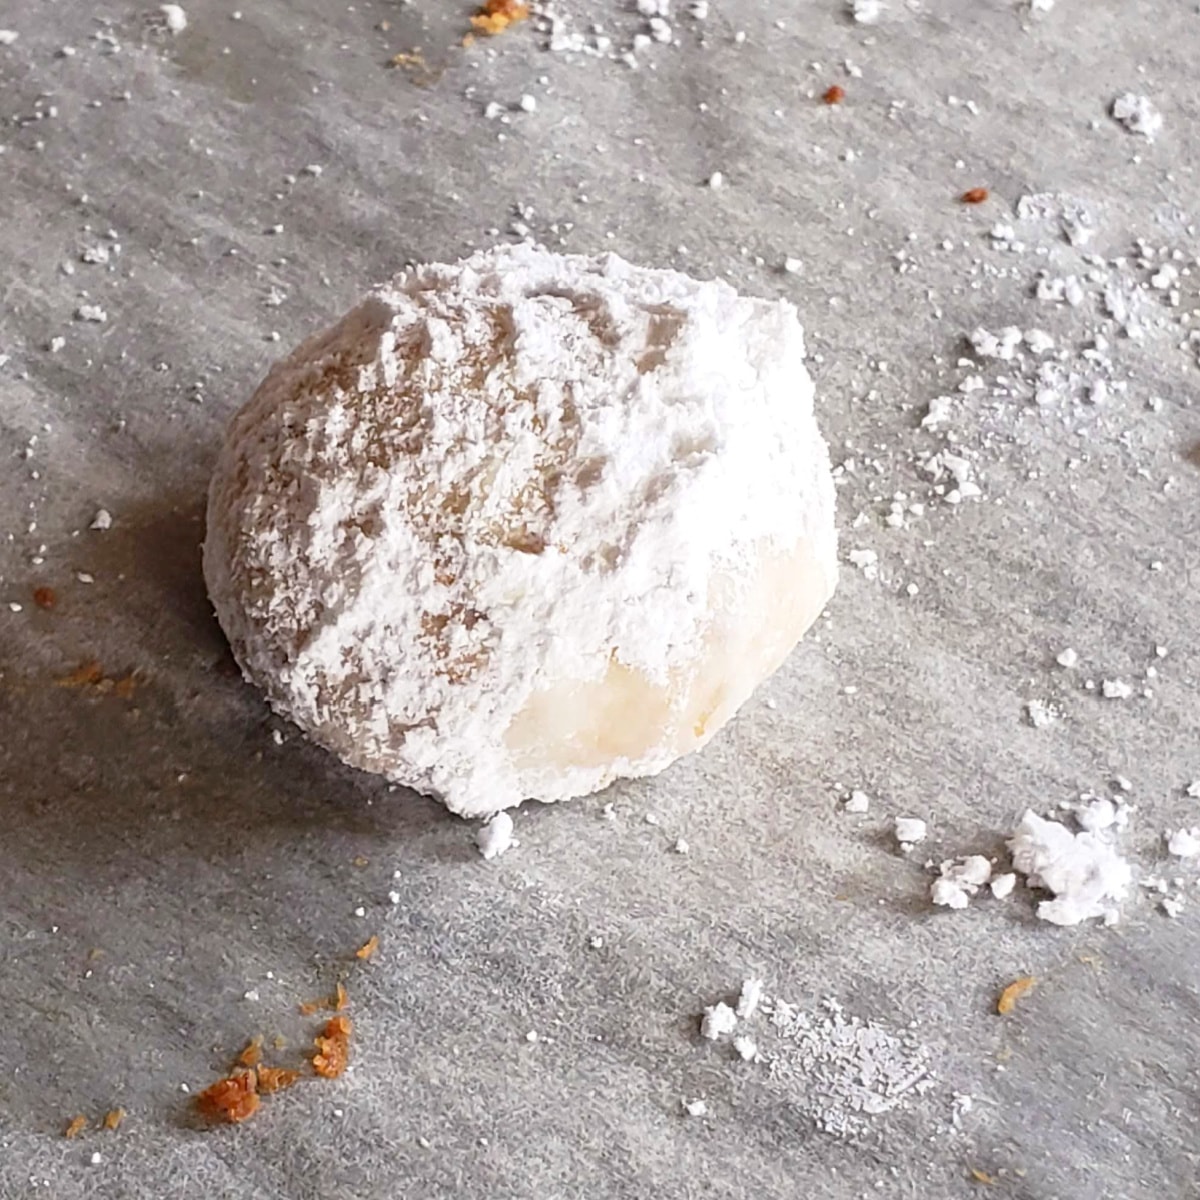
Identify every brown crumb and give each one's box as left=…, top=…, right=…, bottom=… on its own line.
left=103, top=1108, right=125, bottom=1131
left=312, top=1015, right=353, bottom=1079
left=64, top=1115, right=88, bottom=1139
left=335, top=981, right=350, bottom=1011
left=237, top=1037, right=263, bottom=1068
left=996, top=975, right=1037, bottom=1015
left=470, top=0, right=529, bottom=35
left=111, top=673, right=139, bottom=700
left=961, top=187, right=990, bottom=205
left=256, top=1065, right=301, bottom=1094
left=272, top=1035, right=287, bottom=1051
left=57, top=660, right=104, bottom=688
left=822, top=84, right=845, bottom=105
left=352, top=855, right=370, bottom=868
left=196, top=1070, right=260, bottom=1124
left=33, top=586, right=57, bottom=610
left=355, top=935, right=379, bottom=961
left=969, top=1167, right=997, bottom=1185
left=299, top=999, right=322, bottom=1016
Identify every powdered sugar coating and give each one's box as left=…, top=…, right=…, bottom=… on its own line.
left=204, top=246, right=837, bottom=815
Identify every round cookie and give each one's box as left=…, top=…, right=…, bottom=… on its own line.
left=203, top=246, right=837, bottom=815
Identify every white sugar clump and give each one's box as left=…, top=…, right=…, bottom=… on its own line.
left=160, top=4, right=187, bottom=32
left=204, top=246, right=838, bottom=816
left=1110, top=92, right=1163, bottom=141
left=894, top=817, right=927, bottom=845
left=1008, top=810, right=1131, bottom=926
left=735, top=977, right=763, bottom=1020
left=989, top=872, right=1017, bottom=899
left=930, top=855, right=992, bottom=909
left=1167, top=828, right=1200, bottom=859
left=700, top=1001, right=738, bottom=1040
left=475, top=811, right=515, bottom=860
left=844, top=790, right=870, bottom=814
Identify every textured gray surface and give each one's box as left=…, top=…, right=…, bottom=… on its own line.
left=2, top=1, right=1199, bottom=1197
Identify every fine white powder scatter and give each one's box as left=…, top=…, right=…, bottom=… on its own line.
left=700, top=1001, right=738, bottom=1040
left=1009, top=810, right=1132, bottom=926
left=765, top=996, right=934, bottom=1137
left=1166, top=828, right=1200, bottom=858
left=1111, top=93, right=1163, bottom=141
left=476, top=811, right=515, bottom=860
left=894, top=817, right=927, bottom=845
left=203, top=246, right=838, bottom=816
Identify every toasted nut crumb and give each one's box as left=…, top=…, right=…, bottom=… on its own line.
left=64, top=1115, right=87, bottom=1139
left=237, top=1037, right=263, bottom=1068
left=355, top=935, right=379, bottom=961
left=997, top=975, right=1037, bottom=1015
left=196, top=1071, right=260, bottom=1124
left=256, top=1066, right=301, bottom=1094
left=103, top=1108, right=125, bottom=1131
left=33, top=587, right=57, bottom=610
left=312, top=1016, right=352, bottom=1079
left=822, top=85, right=845, bottom=104
left=961, top=187, right=990, bottom=204
left=470, top=0, right=529, bottom=35
left=969, top=1166, right=997, bottom=1185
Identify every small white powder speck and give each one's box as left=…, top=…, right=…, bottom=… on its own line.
left=845, top=790, right=870, bottom=814
left=1161, top=896, right=1185, bottom=918
left=1111, top=93, right=1162, bottom=141
left=388, top=890, right=401, bottom=904
left=1025, top=699, right=1058, bottom=728
left=990, top=872, right=1017, bottom=899
left=672, top=837, right=690, bottom=855
left=700, top=1001, right=738, bottom=1040
left=1056, top=648, right=1079, bottom=668
left=707, top=171, right=725, bottom=189
left=160, top=4, right=187, bottom=33
left=243, top=989, right=260, bottom=1002
left=518, top=94, right=537, bottom=113
left=683, top=1098, right=708, bottom=1117
left=894, top=817, right=927, bottom=845
left=849, top=0, right=883, bottom=24
left=782, top=257, right=802, bottom=274
left=1167, top=828, right=1200, bottom=858
left=76, top=305, right=107, bottom=323
left=0, top=30, right=20, bottom=45
left=476, top=811, right=515, bottom=860
left=90, top=508, right=113, bottom=530
left=1101, top=679, right=1133, bottom=700
left=735, top=977, right=763, bottom=1020
left=732, top=1034, right=758, bottom=1061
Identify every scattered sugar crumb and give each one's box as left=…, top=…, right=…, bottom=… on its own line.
left=989, top=872, right=1017, bottom=900
left=160, top=4, right=188, bottom=33
left=1110, top=93, right=1163, bottom=141
left=844, top=790, right=870, bottom=815
left=683, top=1098, right=708, bottom=1117
left=1024, top=699, right=1059, bottom=728
left=1166, top=828, right=1200, bottom=859
left=894, top=817, right=927, bottom=845
left=90, top=508, right=113, bottom=531
left=930, top=855, right=992, bottom=909
left=700, top=1001, right=737, bottom=1040
left=735, top=978, right=763, bottom=1020
left=1101, top=679, right=1134, bottom=700
left=0, top=30, right=20, bottom=45
left=849, top=0, right=883, bottom=24
left=732, top=1034, right=758, bottom=1061
left=672, top=837, right=690, bottom=855
left=1056, top=648, right=1079, bottom=669
left=1009, top=810, right=1131, bottom=926
left=476, top=811, right=515, bottom=860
